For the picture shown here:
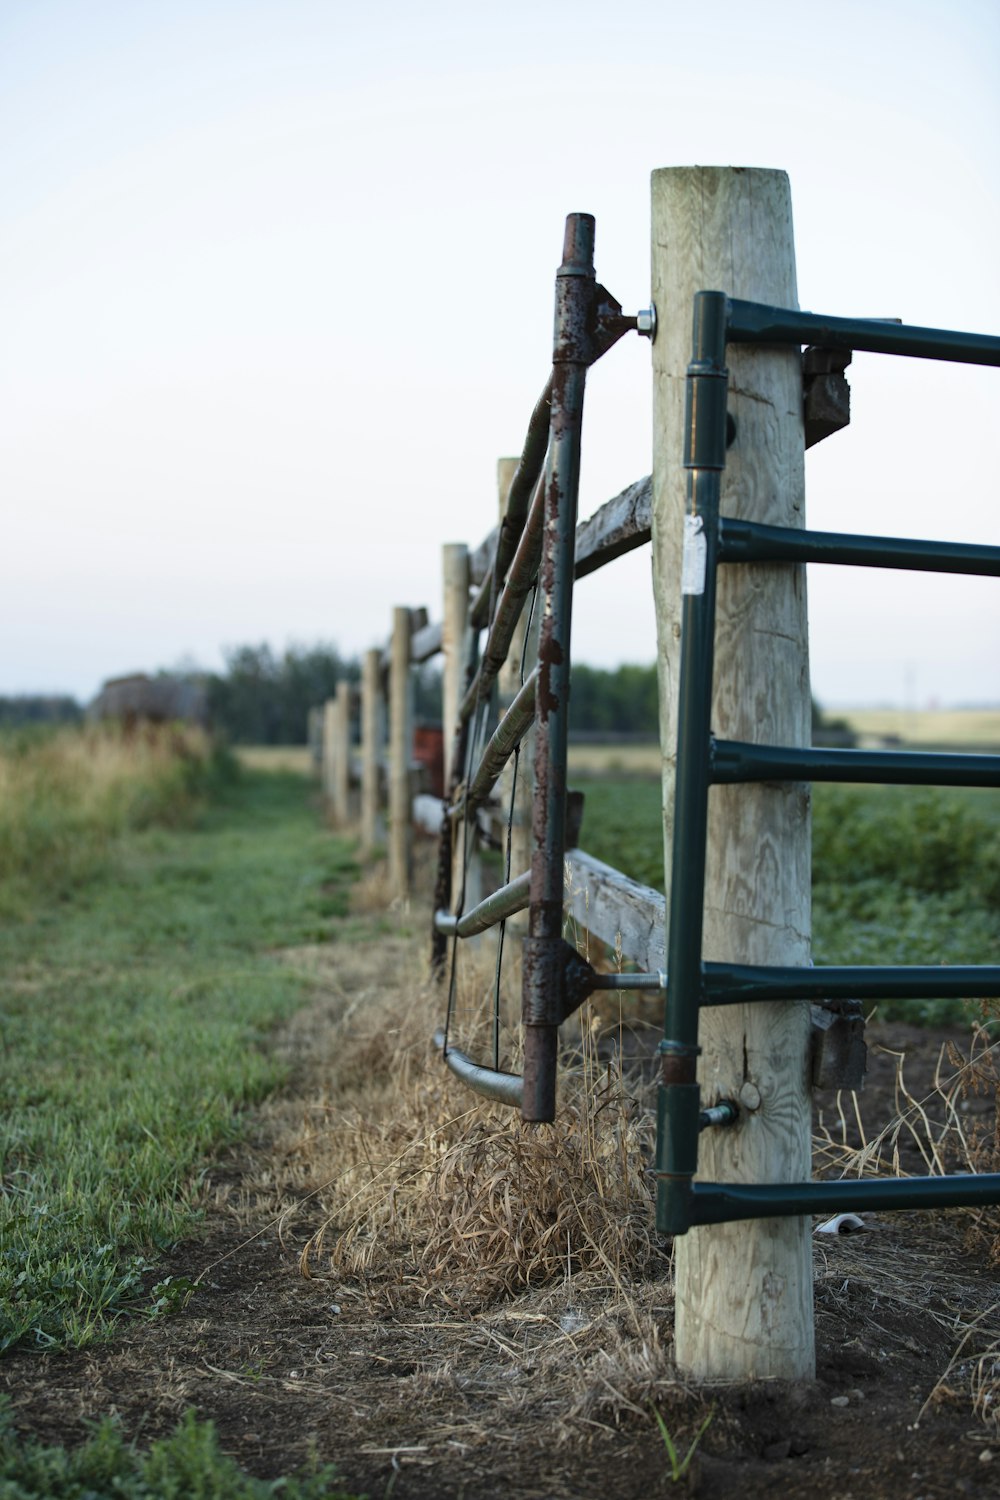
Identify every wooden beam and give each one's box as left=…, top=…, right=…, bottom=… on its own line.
left=574, top=474, right=651, bottom=579
left=361, top=648, right=383, bottom=855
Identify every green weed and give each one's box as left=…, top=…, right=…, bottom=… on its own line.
left=0, top=1399, right=362, bottom=1498
left=650, top=1403, right=714, bottom=1483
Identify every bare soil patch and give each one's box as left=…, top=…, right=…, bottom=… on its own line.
left=3, top=918, right=998, bottom=1499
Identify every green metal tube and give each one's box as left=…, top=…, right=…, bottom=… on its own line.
left=702, top=961, right=1000, bottom=1004
left=727, top=298, right=1000, bottom=367
left=688, top=1172, right=1000, bottom=1227
left=719, top=518, right=1000, bottom=577
left=710, top=738, right=1000, bottom=788
left=656, top=290, right=731, bottom=1237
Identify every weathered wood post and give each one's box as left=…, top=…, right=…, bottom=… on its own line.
left=307, top=706, right=324, bottom=779
left=442, top=544, right=481, bottom=914
left=389, top=607, right=414, bottom=902
left=333, top=678, right=352, bottom=827
left=361, top=647, right=383, bottom=855
left=651, top=167, right=813, bottom=1380
left=442, top=544, right=471, bottom=790
left=321, top=697, right=337, bottom=807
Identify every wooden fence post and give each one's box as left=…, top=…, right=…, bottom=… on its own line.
left=361, top=647, right=383, bottom=855
left=321, top=697, right=337, bottom=807
left=307, top=706, right=323, bottom=779
left=389, top=607, right=413, bottom=902
left=333, top=678, right=352, bottom=827
left=442, top=544, right=471, bottom=790
left=651, top=167, right=813, bottom=1381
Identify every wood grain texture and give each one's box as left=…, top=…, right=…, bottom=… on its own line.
left=361, top=648, right=383, bottom=855
left=333, top=679, right=352, bottom=827
left=563, top=849, right=665, bottom=970
left=651, top=166, right=813, bottom=1382
left=574, top=474, right=652, bottom=578
left=321, top=698, right=336, bottom=805
left=389, top=607, right=413, bottom=902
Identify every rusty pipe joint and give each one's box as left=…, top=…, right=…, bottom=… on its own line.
left=553, top=213, right=597, bottom=366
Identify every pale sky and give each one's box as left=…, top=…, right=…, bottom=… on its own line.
left=2, top=0, right=998, bottom=708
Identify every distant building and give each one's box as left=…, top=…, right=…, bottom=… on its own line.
left=89, top=673, right=209, bottom=729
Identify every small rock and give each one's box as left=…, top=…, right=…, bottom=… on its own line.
left=830, top=1395, right=850, bottom=1407
left=329, top=1304, right=341, bottom=1315
left=789, top=1436, right=809, bottom=1457
left=763, top=1439, right=791, bottom=1460
left=980, top=1450, right=994, bottom=1464
left=848, top=1387, right=865, bottom=1401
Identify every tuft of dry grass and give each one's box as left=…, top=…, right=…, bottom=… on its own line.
left=283, top=953, right=660, bottom=1310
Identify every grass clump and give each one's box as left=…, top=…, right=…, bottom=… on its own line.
left=0, top=1400, right=361, bottom=1498
left=0, top=723, right=235, bottom=914
left=297, top=978, right=659, bottom=1309
left=0, top=746, right=355, bottom=1354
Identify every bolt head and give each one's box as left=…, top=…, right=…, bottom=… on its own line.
left=739, top=1082, right=762, bottom=1111
left=636, top=304, right=657, bottom=340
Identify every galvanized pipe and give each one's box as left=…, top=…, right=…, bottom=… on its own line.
left=434, top=869, right=530, bottom=939
left=719, top=518, right=1000, bottom=577
left=432, top=1029, right=523, bottom=1108
left=457, top=668, right=538, bottom=816
left=727, top=298, right=1000, bottom=366
left=710, top=739, right=1000, bottom=788
left=522, top=213, right=596, bottom=1124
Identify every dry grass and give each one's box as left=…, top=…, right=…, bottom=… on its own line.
left=261, top=862, right=1000, bottom=1441
left=294, top=974, right=659, bottom=1310
left=235, top=745, right=314, bottom=773
left=838, top=707, right=1000, bottom=749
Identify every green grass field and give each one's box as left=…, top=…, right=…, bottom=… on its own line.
left=1, top=733, right=355, bottom=1357
left=574, top=776, right=1000, bottom=1025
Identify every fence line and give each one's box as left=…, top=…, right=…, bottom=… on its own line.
left=309, top=166, right=1000, bottom=1385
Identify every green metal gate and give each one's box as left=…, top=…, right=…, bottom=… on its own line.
left=655, top=291, right=1000, bottom=1234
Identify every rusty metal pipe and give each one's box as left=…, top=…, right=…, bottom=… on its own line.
left=470, top=377, right=554, bottom=631
left=434, top=869, right=531, bottom=939
left=456, top=668, right=538, bottom=817
left=432, top=1029, right=523, bottom=1108
left=522, top=212, right=596, bottom=1124
left=459, top=477, right=545, bottom=725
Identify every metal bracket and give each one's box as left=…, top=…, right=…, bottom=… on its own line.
left=803, top=346, right=852, bottom=449
left=810, top=997, right=867, bottom=1090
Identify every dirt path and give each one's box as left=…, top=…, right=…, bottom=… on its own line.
left=3, top=922, right=998, bottom=1499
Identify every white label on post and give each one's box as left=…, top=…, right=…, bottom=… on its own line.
left=681, top=514, right=707, bottom=595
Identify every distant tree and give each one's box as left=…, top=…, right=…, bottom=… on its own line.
left=568, top=663, right=658, bottom=736
left=0, top=695, right=83, bottom=730
left=204, top=643, right=358, bottom=744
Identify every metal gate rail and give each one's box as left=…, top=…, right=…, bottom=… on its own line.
left=656, top=289, right=1000, bottom=1235
left=431, top=212, right=648, bottom=1122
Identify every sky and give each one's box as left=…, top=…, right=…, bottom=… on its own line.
left=1, top=0, right=998, bottom=709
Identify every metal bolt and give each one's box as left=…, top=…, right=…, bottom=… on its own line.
left=636, top=304, right=657, bottom=341
left=739, top=1081, right=762, bottom=1112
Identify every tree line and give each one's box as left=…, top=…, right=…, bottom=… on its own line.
left=3, top=647, right=847, bottom=745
